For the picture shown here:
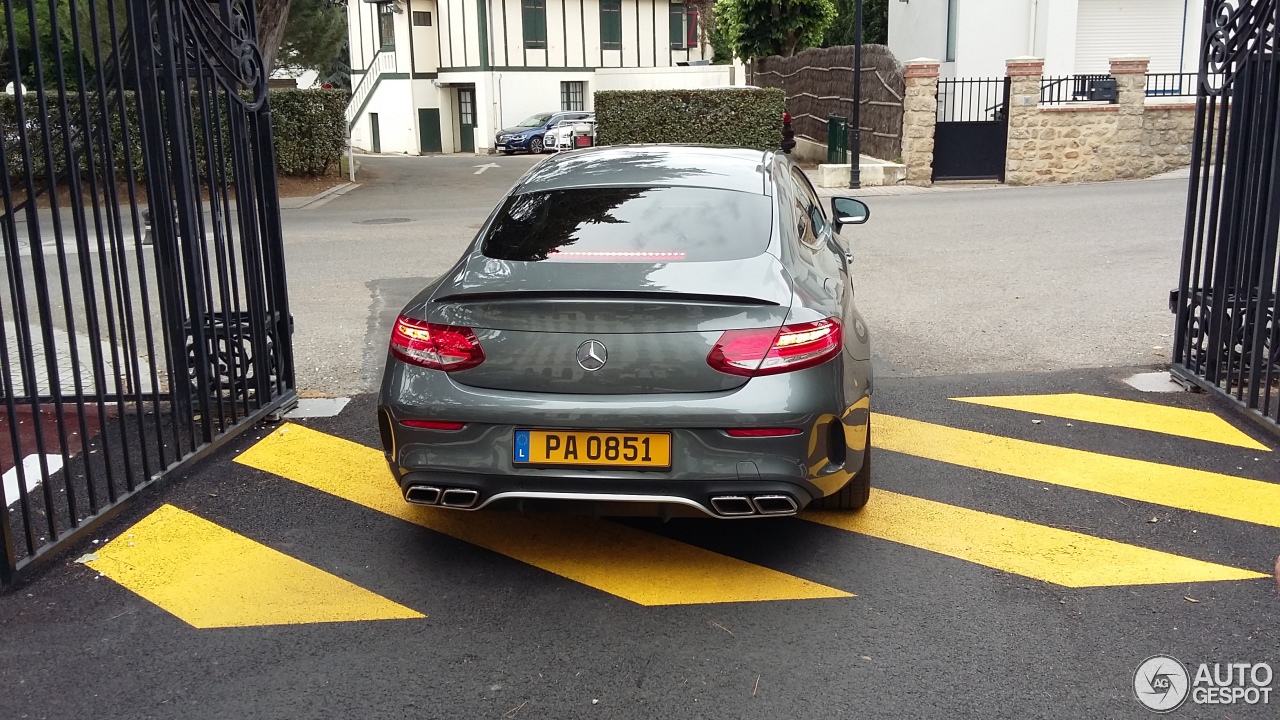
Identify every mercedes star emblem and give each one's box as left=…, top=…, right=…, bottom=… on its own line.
left=576, top=339, right=607, bottom=372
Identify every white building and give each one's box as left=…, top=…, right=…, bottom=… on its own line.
left=889, top=0, right=1204, bottom=78
left=346, top=0, right=743, bottom=155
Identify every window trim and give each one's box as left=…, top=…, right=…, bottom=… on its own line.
left=378, top=2, right=396, bottom=51
left=523, top=0, right=548, bottom=49
left=561, top=81, right=586, bottom=111
left=600, top=0, right=623, bottom=50
left=945, top=0, right=958, bottom=63
left=670, top=1, right=686, bottom=50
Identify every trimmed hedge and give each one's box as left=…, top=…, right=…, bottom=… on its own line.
left=267, top=89, right=348, bottom=175
left=0, top=88, right=348, bottom=183
left=594, top=88, right=786, bottom=151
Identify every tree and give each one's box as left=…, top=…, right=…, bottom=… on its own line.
left=276, top=0, right=348, bottom=74
left=822, top=0, right=887, bottom=47
left=0, top=1, right=123, bottom=89
left=712, top=0, right=836, bottom=60
left=257, top=0, right=292, bottom=74
left=315, top=42, right=351, bottom=89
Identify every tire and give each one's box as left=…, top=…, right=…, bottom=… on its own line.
left=810, top=423, right=871, bottom=511
left=529, top=137, right=545, bottom=154
left=502, top=149, right=515, bottom=156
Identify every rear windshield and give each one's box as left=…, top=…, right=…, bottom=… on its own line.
left=480, top=187, right=773, bottom=262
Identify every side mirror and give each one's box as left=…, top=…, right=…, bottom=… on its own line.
left=831, top=197, right=870, bottom=231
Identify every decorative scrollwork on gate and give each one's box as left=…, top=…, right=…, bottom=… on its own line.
left=177, top=0, right=268, bottom=110
left=1202, top=0, right=1277, bottom=95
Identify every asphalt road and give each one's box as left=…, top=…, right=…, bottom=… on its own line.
left=1, top=153, right=1277, bottom=719
left=1, top=371, right=1276, bottom=719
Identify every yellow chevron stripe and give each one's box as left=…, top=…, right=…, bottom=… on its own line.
left=873, top=413, right=1280, bottom=528
left=235, top=423, right=852, bottom=606
left=952, top=393, right=1270, bottom=451
left=86, top=505, right=425, bottom=628
left=803, top=490, right=1267, bottom=587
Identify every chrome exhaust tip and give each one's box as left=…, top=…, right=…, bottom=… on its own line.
left=405, top=485, right=442, bottom=505
left=709, top=496, right=756, bottom=516
left=441, top=488, right=480, bottom=508
left=751, top=495, right=798, bottom=515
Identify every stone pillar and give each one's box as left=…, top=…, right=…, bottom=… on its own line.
left=1109, top=56, right=1151, bottom=179
left=1004, top=57, right=1044, bottom=186
left=901, top=58, right=939, bottom=187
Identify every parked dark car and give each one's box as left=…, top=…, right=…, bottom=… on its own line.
left=377, top=145, right=875, bottom=520
left=496, top=111, right=593, bottom=154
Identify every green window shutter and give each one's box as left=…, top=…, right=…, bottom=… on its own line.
left=670, top=2, right=685, bottom=49
left=524, top=0, right=547, bottom=48
left=600, top=0, right=622, bottom=50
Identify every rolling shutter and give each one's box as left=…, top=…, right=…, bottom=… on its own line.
left=1074, top=0, right=1186, bottom=74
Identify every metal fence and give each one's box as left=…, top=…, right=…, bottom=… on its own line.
left=1171, top=0, right=1280, bottom=436
left=1040, top=74, right=1114, bottom=104
left=1146, top=72, right=1199, bottom=97
left=936, top=78, right=1008, bottom=122
left=827, top=115, right=849, bottom=163
left=0, top=0, right=296, bottom=583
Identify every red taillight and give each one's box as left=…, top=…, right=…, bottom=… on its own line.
left=725, top=428, right=803, bottom=437
left=390, top=316, right=485, bottom=371
left=400, top=419, right=466, bottom=431
left=707, top=318, right=842, bottom=377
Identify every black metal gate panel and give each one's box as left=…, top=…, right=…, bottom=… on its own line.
left=1172, top=0, right=1280, bottom=436
left=0, top=0, right=295, bottom=583
left=933, top=78, right=1010, bottom=182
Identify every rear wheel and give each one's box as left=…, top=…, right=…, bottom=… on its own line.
left=529, top=136, right=545, bottom=154
left=810, top=424, right=871, bottom=511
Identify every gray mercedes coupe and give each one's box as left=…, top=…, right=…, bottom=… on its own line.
left=377, top=145, right=874, bottom=519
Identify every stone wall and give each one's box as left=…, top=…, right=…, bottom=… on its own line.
left=1003, top=56, right=1196, bottom=185
left=901, top=59, right=939, bottom=187
left=1142, top=104, right=1198, bottom=175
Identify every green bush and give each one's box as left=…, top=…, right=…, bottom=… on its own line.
left=594, top=88, right=786, bottom=151
left=0, top=88, right=348, bottom=183
left=268, top=89, right=348, bottom=175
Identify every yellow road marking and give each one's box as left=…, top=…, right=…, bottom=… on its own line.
left=803, top=490, right=1267, bottom=588
left=86, top=504, right=424, bottom=629
left=874, top=413, right=1280, bottom=529
left=235, top=423, right=851, bottom=606
left=952, top=393, right=1270, bottom=451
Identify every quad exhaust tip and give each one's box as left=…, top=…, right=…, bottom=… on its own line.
left=709, top=496, right=756, bottom=516
left=441, top=488, right=480, bottom=508
left=404, top=485, right=481, bottom=508
left=751, top=495, right=798, bottom=515
left=405, top=485, right=442, bottom=505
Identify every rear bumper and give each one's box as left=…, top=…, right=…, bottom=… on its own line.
left=377, top=356, right=871, bottom=518
left=394, top=470, right=818, bottom=518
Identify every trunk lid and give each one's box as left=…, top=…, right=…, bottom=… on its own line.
left=413, top=255, right=793, bottom=394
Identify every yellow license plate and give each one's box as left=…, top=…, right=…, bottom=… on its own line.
left=513, top=429, right=671, bottom=467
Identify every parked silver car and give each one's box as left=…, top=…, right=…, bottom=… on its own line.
left=378, top=145, right=873, bottom=519
left=546, top=114, right=595, bottom=151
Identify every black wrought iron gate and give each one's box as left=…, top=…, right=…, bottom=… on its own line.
left=932, top=78, right=1010, bottom=182
left=0, top=0, right=295, bottom=583
left=1172, top=0, right=1280, bottom=436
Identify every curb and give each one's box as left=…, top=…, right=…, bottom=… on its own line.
left=292, top=182, right=361, bottom=210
